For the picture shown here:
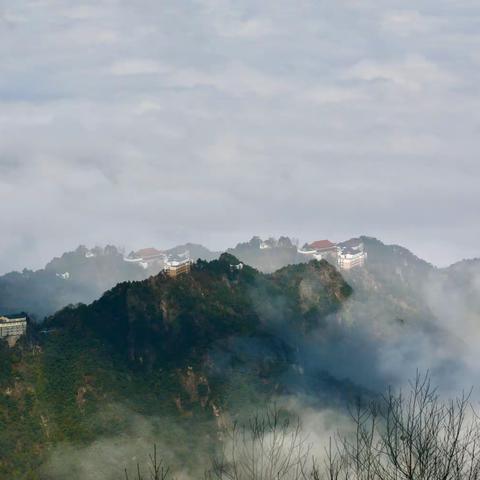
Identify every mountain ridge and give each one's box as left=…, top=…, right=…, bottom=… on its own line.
left=0, top=255, right=354, bottom=477
left=1, top=235, right=477, bottom=322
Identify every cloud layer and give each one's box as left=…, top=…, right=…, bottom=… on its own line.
left=1, top=0, right=480, bottom=273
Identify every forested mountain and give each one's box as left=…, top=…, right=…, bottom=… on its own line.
left=1, top=234, right=476, bottom=336
left=0, top=244, right=220, bottom=321
left=1, top=235, right=476, bottom=336
left=0, top=255, right=353, bottom=478
left=0, top=246, right=147, bottom=320
left=1, top=240, right=479, bottom=478
left=0, top=237, right=306, bottom=323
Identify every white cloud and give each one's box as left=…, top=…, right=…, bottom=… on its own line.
left=1, top=0, right=480, bottom=272
left=62, top=5, right=104, bottom=20
left=169, top=61, right=291, bottom=97
left=108, top=59, right=167, bottom=76
left=215, top=17, right=276, bottom=38
left=0, top=12, right=28, bottom=25
left=301, top=85, right=367, bottom=104
left=381, top=10, right=444, bottom=36
left=346, top=55, right=457, bottom=92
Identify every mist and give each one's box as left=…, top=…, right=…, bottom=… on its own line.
left=2, top=0, right=480, bottom=273
left=42, top=404, right=212, bottom=480
left=3, top=0, right=480, bottom=477
left=33, top=251, right=480, bottom=479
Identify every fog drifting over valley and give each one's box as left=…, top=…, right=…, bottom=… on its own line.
left=4, top=3, right=480, bottom=479
left=42, top=258, right=480, bottom=479
left=1, top=0, right=480, bottom=273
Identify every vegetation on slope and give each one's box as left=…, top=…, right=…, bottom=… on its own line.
left=0, top=255, right=351, bottom=479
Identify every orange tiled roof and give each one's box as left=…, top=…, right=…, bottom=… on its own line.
left=309, top=240, right=336, bottom=250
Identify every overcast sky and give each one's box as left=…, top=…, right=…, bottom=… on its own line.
left=1, top=0, right=479, bottom=273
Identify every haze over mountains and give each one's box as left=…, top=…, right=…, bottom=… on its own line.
left=2, top=234, right=479, bottom=396
left=0, top=234, right=478, bottom=323
left=1, top=235, right=480, bottom=478
left=0, top=243, right=220, bottom=320
left=3, top=0, right=480, bottom=477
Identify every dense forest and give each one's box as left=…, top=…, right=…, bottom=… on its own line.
left=0, top=254, right=352, bottom=478
left=2, top=239, right=480, bottom=479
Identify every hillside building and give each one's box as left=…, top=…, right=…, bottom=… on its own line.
left=124, top=247, right=167, bottom=269
left=299, top=237, right=367, bottom=270
left=299, top=240, right=338, bottom=261
left=165, top=258, right=192, bottom=278
left=337, top=239, right=367, bottom=270
left=0, top=315, right=27, bottom=347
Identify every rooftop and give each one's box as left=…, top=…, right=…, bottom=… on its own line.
left=0, top=314, right=27, bottom=323
left=166, top=258, right=191, bottom=267
left=309, top=240, right=337, bottom=250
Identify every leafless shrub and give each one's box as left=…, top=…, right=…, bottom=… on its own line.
left=336, top=373, right=480, bottom=480
left=206, top=406, right=312, bottom=480
left=124, top=444, right=171, bottom=480
left=123, top=374, right=480, bottom=480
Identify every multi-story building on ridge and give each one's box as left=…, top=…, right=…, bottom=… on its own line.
left=337, top=238, right=367, bottom=270
left=299, top=238, right=367, bottom=270
left=165, top=258, right=192, bottom=278
left=124, top=245, right=193, bottom=278
left=0, top=314, right=27, bottom=347
left=309, top=239, right=338, bottom=257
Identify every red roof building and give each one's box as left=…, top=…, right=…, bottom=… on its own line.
left=308, top=240, right=337, bottom=251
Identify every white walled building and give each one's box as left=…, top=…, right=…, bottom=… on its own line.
left=299, top=238, right=367, bottom=270
left=0, top=315, right=27, bottom=347
left=337, top=239, right=367, bottom=270
left=338, top=249, right=367, bottom=270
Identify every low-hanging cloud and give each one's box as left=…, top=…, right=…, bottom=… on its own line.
left=1, top=0, right=480, bottom=273
left=42, top=403, right=210, bottom=480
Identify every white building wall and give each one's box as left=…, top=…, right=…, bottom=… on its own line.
left=0, top=317, right=27, bottom=340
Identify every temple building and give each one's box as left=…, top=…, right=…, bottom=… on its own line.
left=124, top=247, right=167, bottom=269
left=0, top=314, right=27, bottom=347
left=299, top=239, right=338, bottom=262
left=299, top=237, right=367, bottom=270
